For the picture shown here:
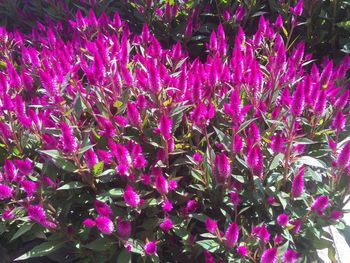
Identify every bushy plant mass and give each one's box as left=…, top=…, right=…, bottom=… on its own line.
left=0, top=1, right=350, bottom=262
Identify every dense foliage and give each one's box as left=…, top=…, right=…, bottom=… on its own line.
left=1, top=0, right=350, bottom=59
left=0, top=1, right=350, bottom=263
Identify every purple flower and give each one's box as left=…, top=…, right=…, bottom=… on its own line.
left=117, top=218, right=131, bottom=238
left=28, top=205, right=46, bottom=223
left=144, top=240, right=157, bottom=255
left=21, top=180, right=38, bottom=196
left=95, top=200, right=112, bottom=217
left=237, top=245, right=248, bottom=257
left=158, top=114, right=172, bottom=140
left=85, top=149, right=98, bottom=169
left=95, top=216, right=114, bottom=234
left=193, top=152, right=203, bottom=163
left=291, top=219, right=302, bottom=233
left=155, top=175, right=169, bottom=194
left=0, top=184, right=13, bottom=200
left=224, top=222, right=239, bottom=247
left=124, top=186, right=141, bottom=207
left=330, top=210, right=343, bottom=220
left=337, top=141, right=350, bottom=168
left=160, top=217, right=173, bottom=231
left=127, top=102, right=141, bottom=127
left=261, top=247, right=277, bottom=263
left=311, top=195, right=329, bottom=214
left=162, top=199, right=173, bottom=212
left=283, top=249, right=298, bottom=263
left=332, top=111, right=346, bottom=132
left=290, top=0, right=303, bottom=16
left=60, top=122, right=78, bottom=153
left=83, top=218, right=96, bottom=227
left=291, top=84, right=305, bottom=117
left=277, top=213, right=289, bottom=226
left=214, top=152, right=231, bottom=182
left=247, top=145, right=263, bottom=177
left=205, top=218, right=218, bottom=234
left=229, top=192, right=240, bottom=205
left=291, top=167, right=304, bottom=197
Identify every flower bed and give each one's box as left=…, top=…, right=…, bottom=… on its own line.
left=0, top=4, right=350, bottom=263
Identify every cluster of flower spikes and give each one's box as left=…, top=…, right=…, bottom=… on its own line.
left=0, top=5, right=350, bottom=262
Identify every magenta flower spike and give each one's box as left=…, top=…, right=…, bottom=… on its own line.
left=144, top=240, right=157, bottom=255
left=95, top=216, right=114, bottom=235
left=224, top=222, right=239, bottom=247
left=60, top=122, right=78, bottom=153
left=283, top=249, right=298, bottom=263
left=311, top=195, right=329, bottom=214
left=291, top=83, right=305, bottom=117
left=0, top=184, right=13, bottom=200
left=117, top=218, right=131, bottom=238
left=261, top=247, right=277, bottom=263
left=337, top=141, right=350, bottom=168
left=276, top=213, right=289, bottom=226
left=124, top=185, right=141, bottom=207
left=205, top=218, right=218, bottom=234
left=214, top=152, right=231, bottom=183
left=291, top=167, right=304, bottom=197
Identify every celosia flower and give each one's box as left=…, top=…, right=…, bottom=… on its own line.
left=1, top=209, right=15, bottom=220
left=155, top=175, right=169, bottom=194
left=237, top=245, right=248, bottom=257
left=21, top=180, right=38, bottom=196
left=261, top=247, right=277, bottom=263
left=253, top=224, right=270, bottom=242
left=83, top=218, right=96, bottom=227
left=283, top=249, right=298, bottom=263
left=274, top=234, right=283, bottom=244
left=60, top=122, right=78, bottom=153
left=205, top=218, right=218, bottom=234
left=124, top=186, right=141, bottom=207
left=291, top=84, right=305, bottom=116
left=85, top=149, right=98, bottom=169
left=214, top=152, right=231, bottom=182
left=186, top=199, right=198, bottom=212
left=276, top=213, right=289, bottom=226
left=204, top=250, right=216, bottom=263
left=162, top=199, right=173, bottom=212
left=337, top=142, right=350, bottom=168
left=291, top=167, right=304, bottom=197
left=95, top=200, right=112, bottom=217
left=144, top=240, right=157, bottom=255
left=247, top=145, right=263, bottom=177
left=311, top=195, right=329, bottom=214
left=127, top=102, right=141, bottom=127
left=160, top=217, right=173, bottom=231
left=168, top=180, right=178, bottom=190
left=330, top=210, right=343, bottom=220
left=229, top=192, right=240, bottom=205
left=0, top=183, right=13, bottom=200
left=332, top=111, right=346, bottom=132
left=193, top=152, right=203, bottom=162
left=95, top=216, right=114, bottom=234
left=291, top=219, right=302, bottom=233
left=117, top=218, right=131, bottom=238
left=28, top=205, right=46, bottom=223
left=224, top=222, right=239, bottom=247
left=158, top=114, right=172, bottom=140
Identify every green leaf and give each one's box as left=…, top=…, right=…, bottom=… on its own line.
left=117, top=250, right=131, bottom=263
left=57, top=181, right=85, bottom=190
left=93, top=161, right=104, bottom=175
left=53, top=158, right=77, bottom=172
left=337, top=20, right=350, bottom=30
left=196, top=239, right=220, bottom=253
left=270, top=153, right=284, bottom=170
left=83, top=238, right=115, bottom=252
left=14, top=241, right=63, bottom=260
left=78, top=144, right=95, bottom=155
left=304, top=168, right=322, bottom=182
left=108, top=188, right=124, bottom=197
left=38, top=149, right=60, bottom=158
left=10, top=223, right=33, bottom=242
left=296, top=156, right=325, bottom=168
